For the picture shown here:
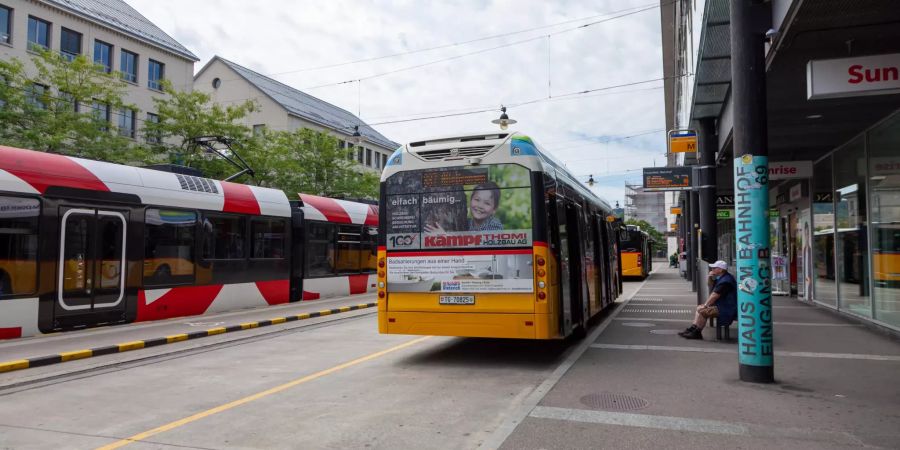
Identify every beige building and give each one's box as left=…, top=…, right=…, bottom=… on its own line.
left=0, top=0, right=198, bottom=140
left=194, top=56, right=399, bottom=171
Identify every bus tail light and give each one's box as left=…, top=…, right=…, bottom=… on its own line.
left=537, top=257, right=545, bottom=267
left=378, top=259, right=385, bottom=268
left=538, top=291, right=546, bottom=300
left=378, top=291, right=386, bottom=298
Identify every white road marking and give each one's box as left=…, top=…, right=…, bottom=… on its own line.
left=528, top=406, right=865, bottom=445
left=591, top=344, right=900, bottom=361
left=614, top=317, right=861, bottom=327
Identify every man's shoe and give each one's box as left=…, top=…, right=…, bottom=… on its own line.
left=678, top=325, right=698, bottom=337
left=681, top=329, right=703, bottom=340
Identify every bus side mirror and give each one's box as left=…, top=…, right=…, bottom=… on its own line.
left=619, top=229, right=628, bottom=241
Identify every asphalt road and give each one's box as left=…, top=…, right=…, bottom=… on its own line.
left=0, top=283, right=641, bottom=450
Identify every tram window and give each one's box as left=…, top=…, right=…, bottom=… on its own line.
left=335, top=224, right=362, bottom=274
left=251, top=218, right=286, bottom=259
left=361, top=226, right=378, bottom=273
left=305, top=221, right=335, bottom=277
left=0, top=196, right=39, bottom=297
left=144, top=208, right=196, bottom=286
left=202, top=215, right=245, bottom=260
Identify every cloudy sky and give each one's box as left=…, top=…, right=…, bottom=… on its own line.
left=127, top=0, right=669, bottom=206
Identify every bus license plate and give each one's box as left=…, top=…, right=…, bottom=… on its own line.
left=439, top=295, right=475, bottom=305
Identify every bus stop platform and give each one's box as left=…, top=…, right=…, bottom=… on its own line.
left=501, top=266, right=900, bottom=449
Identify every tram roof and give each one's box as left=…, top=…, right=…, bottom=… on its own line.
left=0, top=145, right=291, bottom=217
left=383, top=131, right=613, bottom=212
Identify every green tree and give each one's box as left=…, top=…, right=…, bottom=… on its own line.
left=251, top=128, right=379, bottom=199
left=625, top=218, right=665, bottom=255
left=0, top=49, right=139, bottom=162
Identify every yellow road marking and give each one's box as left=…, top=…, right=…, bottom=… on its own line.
left=166, top=334, right=188, bottom=344
left=0, top=360, right=29, bottom=373
left=95, top=336, right=430, bottom=449
left=339, top=306, right=351, bottom=312
left=60, top=349, right=92, bottom=362
left=117, top=341, right=145, bottom=352
left=318, top=310, right=332, bottom=316
left=270, top=317, right=286, bottom=325
left=207, top=327, right=226, bottom=335
left=240, top=322, right=259, bottom=330
left=296, top=313, right=310, bottom=320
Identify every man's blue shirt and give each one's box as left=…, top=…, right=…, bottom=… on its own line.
left=713, top=272, right=738, bottom=322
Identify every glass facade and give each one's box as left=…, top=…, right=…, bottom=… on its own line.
left=868, top=113, right=900, bottom=328
left=803, top=110, right=900, bottom=330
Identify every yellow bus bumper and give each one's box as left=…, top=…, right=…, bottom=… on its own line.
left=380, top=311, right=558, bottom=339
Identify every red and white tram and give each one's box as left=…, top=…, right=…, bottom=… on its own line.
left=0, top=145, right=377, bottom=339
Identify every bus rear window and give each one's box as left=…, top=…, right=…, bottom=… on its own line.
left=383, top=164, right=534, bottom=251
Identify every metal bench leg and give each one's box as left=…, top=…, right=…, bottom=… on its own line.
left=716, top=326, right=722, bottom=340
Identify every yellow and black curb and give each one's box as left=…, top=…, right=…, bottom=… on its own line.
left=0, top=302, right=377, bottom=374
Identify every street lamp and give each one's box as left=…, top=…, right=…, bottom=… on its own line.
left=491, top=106, right=517, bottom=130
left=587, top=175, right=595, bottom=187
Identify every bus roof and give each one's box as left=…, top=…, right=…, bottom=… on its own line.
left=382, top=131, right=613, bottom=211
left=0, top=145, right=291, bottom=217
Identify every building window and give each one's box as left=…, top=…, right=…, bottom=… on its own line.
left=382, top=153, right=388, bottom=168
left=120, top=49, right=137, bottom=83
left=27, top=83, right=46, bottom=109
left=26, top=16, right=50, bottom=51
left=59, top=91, right=77, bottom=112
left=144, top=208, right=196, bottom=286
left=60, top=27, right=81, bottom=61
left=0, top=196, right=40, bottom=298
left=833, top=136, right=870, bottom=317
left=145, top=112, right=161, bottom=144
left=357, top=147, right=364, bottom=164
left=148, top=59, right=164, bottom=90
left=366, top=148, right=372, bottom=167
left=118, top=108, right=135, bottom=138
left=93, top=40, right=112, bottom=73
left=0, top=5, right=11, bottom=45
left=374, top=151, right=381, bottom=169
left=92, top=101, right=109, bottom=131
left=252, top=124, right=265, bottom=137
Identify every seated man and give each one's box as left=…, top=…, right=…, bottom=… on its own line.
left=679, top=260, right=737, bottom=340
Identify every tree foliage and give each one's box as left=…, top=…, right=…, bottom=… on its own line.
left=0, top=49, right=141, bottom=162
left=625, top=218, right=665, bottom=255
left=0, top=54, right=381, bottom=200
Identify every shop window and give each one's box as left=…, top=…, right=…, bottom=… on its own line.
left=867, top=112, right=900, bottom=328
left=812, top=155, right=837, bottom=307
left=0, top=196, right=39, bottom=297
left=251, top=218, right=286, bottom=259
left=305, top=221, right=335, bottom=277
left=202, top=215, right=245, bottom=259
left=833, top=136, right=870, bottom=316
left=144, top=208, right=196, bottom=286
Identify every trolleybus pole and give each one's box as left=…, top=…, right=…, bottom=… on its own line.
left=731, top=0, right=774, bottom=383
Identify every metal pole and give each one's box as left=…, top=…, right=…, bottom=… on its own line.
left=731, top=0, right=774, bottom=383
left=699, top=118, right=719, bottom=263
left=690, top=189, right=700, bottom=293
left=684, top=194, right=693, bottom=282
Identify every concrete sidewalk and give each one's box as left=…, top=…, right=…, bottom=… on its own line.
left=502, top=266, right=900, bottom=449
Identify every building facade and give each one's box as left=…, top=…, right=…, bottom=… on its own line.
left=194, top=56, right=399, bottom=172
left=0, top=0, right=198, bottom=140
left=663, top=0, right=900, bottom=331
left=624, top=182, right=666, bottom=235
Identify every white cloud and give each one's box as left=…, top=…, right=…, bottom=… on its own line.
left=127, top=0, right=665, bottom=206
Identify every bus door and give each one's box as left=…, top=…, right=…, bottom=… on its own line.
left=55, top=207, right=129, bottom=326
left=565, top=201, right=587, bottom=331
left=551, top=194, right=573, bottom=336
left=289, top=207, right=304, bottom=302
left=597, top=216, right=611, bottom=307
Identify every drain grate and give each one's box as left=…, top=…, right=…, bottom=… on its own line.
left=621, top=322, right=656, bottom=327
left=630, top=297, right=664, bottom=302
left=580, top=393, right=649, bottom=411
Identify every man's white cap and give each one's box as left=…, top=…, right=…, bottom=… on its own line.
left=710, top=260, right=728, bottom=270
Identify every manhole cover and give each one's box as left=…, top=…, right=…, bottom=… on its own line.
left=621, top=322, right=656, bottom=327
left=580, top=393, right=649, bottom=411
left=650, top=329, right=681, bottom=335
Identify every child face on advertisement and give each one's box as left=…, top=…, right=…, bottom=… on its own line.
left=470, top=189, right=497, bottom=221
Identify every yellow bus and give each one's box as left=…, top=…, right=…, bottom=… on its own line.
left=620, top=225, right=652, bottom=279
left=377, top=132, right=623, bottom=339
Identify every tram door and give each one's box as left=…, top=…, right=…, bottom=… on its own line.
left=54, top=207, right=129, bottom=326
